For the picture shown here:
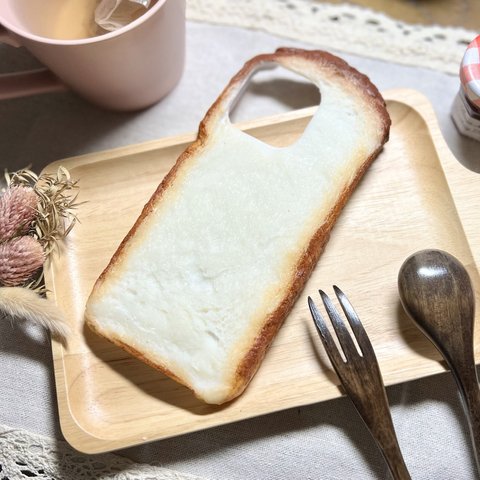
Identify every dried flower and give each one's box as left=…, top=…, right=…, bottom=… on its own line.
left=0, top=166, right=78, bottom=343
left=0, top=186, right=38, bottom=242
left=6, top=167, right=81, bottom=256
left=0, top=236, right=44, bottom=287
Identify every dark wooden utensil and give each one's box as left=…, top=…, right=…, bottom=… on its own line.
left=308, top=286, right=411, bottom=480
left=398, top=248, right=480, bottom=474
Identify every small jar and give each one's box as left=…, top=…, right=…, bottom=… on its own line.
left=451, top=35, right=480, bottom=142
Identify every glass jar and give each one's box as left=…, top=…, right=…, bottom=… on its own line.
left=451, top=35, right=480, bottom=142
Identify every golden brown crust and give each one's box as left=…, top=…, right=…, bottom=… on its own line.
left=222, top=49, right=391, bottom=402
left=229, top=146, right=386, bottom=402
left=86, top=48, right=391, bottom=404
left=87, top=318, right=190, bottom=389
left=93, top=138, right=207, bottom=288
left=199, top=47, right=390, bottom=140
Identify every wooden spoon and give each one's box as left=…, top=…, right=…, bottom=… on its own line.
left=398, top=249, right=480, bottom=474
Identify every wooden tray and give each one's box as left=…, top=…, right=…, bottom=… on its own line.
left=44, top=89, right=480, bottom=454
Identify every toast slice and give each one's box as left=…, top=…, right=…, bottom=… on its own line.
left=85, top=48, right=391, bottom=404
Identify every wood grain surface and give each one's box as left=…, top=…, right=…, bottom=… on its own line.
left=43, top=89, right=480, bottom=454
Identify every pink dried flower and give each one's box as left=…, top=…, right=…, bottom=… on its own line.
left=0, top=236, right=44, bottom=286
left=0, top=186, right=38, bottom=242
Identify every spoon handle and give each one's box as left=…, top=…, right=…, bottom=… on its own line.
left=452, top=360, right=480, bottom=472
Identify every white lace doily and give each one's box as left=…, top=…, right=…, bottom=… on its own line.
left=0, top=424, right=206, bottom=480
left=186, top=0, right=477, bottom=75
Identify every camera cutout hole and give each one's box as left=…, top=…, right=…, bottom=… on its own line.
left=228, top=64, right=320, bottom=147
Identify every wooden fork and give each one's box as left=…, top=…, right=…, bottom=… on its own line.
left=308, top=286, right=411, bottom=480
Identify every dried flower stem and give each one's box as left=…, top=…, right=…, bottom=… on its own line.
left=0, top=286, right=70, bottom=342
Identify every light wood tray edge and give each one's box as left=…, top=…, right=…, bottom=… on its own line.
left=46, top=88, right=480, bottom=453
left=385, top=89, right=480, bottom=268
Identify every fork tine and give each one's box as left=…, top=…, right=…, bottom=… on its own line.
left=308, top=296, right=344, bottom=368
left=320, top=290, right=359, bottom=359
left=334, top=286, right=375, bottom=358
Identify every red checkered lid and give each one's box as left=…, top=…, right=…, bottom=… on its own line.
left=460, top=35, right=480, bottom=108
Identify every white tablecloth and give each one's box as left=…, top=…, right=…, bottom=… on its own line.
left=1, top=19, right=480, bottom=480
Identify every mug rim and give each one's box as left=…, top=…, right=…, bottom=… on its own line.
left=0, top=0, right=169, bottom=45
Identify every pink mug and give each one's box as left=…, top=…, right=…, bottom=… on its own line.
left=0, top=0, right=185, bottom=110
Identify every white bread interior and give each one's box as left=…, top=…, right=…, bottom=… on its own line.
left=85, top=48, right=391, bottom=405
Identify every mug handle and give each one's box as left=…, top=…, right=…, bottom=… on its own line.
left=0, top=25, right=67, bottom=100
